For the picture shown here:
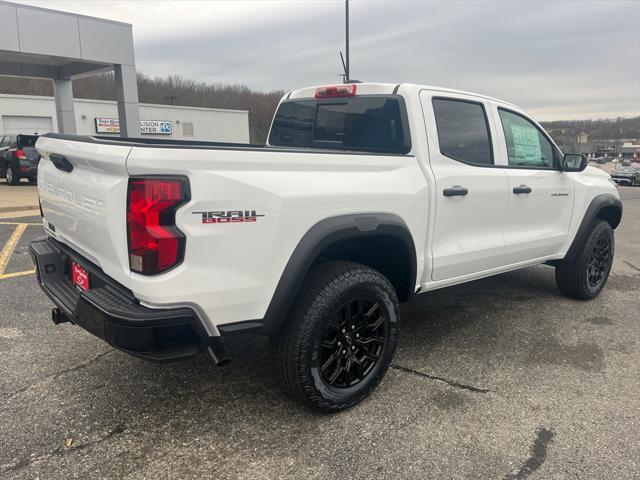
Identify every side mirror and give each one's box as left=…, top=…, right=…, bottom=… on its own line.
left=562, top=153, right=587, bottom=172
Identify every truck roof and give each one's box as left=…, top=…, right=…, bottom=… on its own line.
left=287, top=82, right=518, bottom=109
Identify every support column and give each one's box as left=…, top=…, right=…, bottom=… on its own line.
left=114, top=64, right=140, bottom=137
left=53, top=79, right=77, bottom=134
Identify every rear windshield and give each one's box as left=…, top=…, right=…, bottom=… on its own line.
left=17, top=135, right=38, bottom=148
left=269, top=96, right=410, bottom=154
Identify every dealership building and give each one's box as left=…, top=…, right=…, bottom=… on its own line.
left=0, top=93, right=250, bottom=141
left=0, top=1, right=250, bottom=142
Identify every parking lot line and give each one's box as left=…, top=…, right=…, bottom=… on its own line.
left=0, top=221, right=42, bottom=226
left=0, top=223, right=28, bottom=275
left=0, top=268, right=35, bottom=280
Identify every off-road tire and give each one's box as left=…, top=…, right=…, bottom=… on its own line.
left=555, top=220, right=614, bottom=300
left=271, top=261, right=399, bottom=413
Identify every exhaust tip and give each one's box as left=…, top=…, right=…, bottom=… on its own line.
left=51, top=307, right=70, bottom=325
left=207, top=338, right=231, bottom=366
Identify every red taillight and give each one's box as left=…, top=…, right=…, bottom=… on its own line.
left=315, top=84, right=357, bottom=98
left=16, top=149, right=27, bottom=160
left=127, top=177, right=189, bottom=275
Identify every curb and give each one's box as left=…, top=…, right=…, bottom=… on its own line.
left=0, top=205, right=40, bottom=214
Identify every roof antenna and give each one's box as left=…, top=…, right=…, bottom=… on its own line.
left=340, top=51, right=348, bottom=84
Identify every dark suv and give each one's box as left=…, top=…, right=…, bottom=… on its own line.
left=0, top=134, right=40, bottom=185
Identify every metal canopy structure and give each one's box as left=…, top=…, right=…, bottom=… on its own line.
left=0, top=0, right=140, bottom=136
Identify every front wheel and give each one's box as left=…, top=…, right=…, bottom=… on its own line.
left=272, top=261, right=399, bottom=412
left=555, top=220, right=614, bottom=300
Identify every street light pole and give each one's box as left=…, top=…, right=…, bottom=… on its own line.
left=345, top=0, right=350, bottom=83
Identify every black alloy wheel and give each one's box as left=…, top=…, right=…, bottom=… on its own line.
left=318, top=297, right=387, bottom=388
left=586, top=234, right=612, bottom=290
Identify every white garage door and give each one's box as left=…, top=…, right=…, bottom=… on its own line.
left=2, top=115, right=53, bottom=135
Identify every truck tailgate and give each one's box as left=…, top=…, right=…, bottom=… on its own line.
left=35, top=136, right=133, bottom=288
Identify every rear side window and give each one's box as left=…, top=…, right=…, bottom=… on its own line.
left=432, top=98, right=493, bottom=165
left=498, top=109, right=558, bottom=169
left=269, top=96, right=410, bottom=154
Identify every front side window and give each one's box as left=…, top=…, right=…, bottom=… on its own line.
left=432, top=98, right=493, bottom=165
left=498, top=109, right=558, bottom=169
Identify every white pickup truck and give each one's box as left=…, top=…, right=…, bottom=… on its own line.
left=31, top=83, right=622, bottom=412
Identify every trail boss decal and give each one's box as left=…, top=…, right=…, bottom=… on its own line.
left=193, top=210, right=265, bottom=224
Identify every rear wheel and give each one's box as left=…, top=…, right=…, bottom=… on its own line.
left=5, top=165, right=19, bottom=185
left=272, top=261, right=399, bottom=412
left=555, top=220, right=614, bottom=299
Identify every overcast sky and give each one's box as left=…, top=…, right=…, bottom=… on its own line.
left=14, top=0, right=640, bottom=120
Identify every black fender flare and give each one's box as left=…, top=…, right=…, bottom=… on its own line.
left=564, top=193, right=622, bottom=262
left=218, top=213, right=417, bottom=335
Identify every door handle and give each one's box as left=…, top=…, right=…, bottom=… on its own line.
left=443, top=185, right=469, bottom=197
left=513, top=185, right=532, bottom=194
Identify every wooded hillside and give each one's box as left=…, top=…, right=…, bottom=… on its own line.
left=1, top=73, right=638, bottom=145
left=0, top=73, right=283, bottom=143
left=541, top=117, right=640, bottom=149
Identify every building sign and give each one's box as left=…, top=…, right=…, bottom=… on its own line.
left=95, top=117, right=120, bottom=133
left=596, top=145, right=616, bottom=153
left=95, top=118, right=172, bottom=135
left=140, top=120, right=172, bottom=134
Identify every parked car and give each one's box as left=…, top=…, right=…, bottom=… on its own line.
left=610, top=166, right=640, bottom=186
left=0, top=134, right=40, bottom=185
left=30, top=83, right=622, bottom=412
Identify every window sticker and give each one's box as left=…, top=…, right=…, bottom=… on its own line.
left=510, top=124, right=541, bottom=164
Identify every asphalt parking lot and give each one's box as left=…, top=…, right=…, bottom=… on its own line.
left=1, top=188, right=639, bottom=480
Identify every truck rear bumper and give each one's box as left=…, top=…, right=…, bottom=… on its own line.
left=29, top=236, right=215, bottom=362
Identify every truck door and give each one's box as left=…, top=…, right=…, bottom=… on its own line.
left=492, top=107, right=574, bottom=263
left=420, top=92, right=509, bottom=281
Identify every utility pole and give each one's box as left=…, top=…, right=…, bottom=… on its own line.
left=345, top=0, right=350, bottom=83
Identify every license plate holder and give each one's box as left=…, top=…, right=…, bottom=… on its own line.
left=71, top=261, right=90, bottom=291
